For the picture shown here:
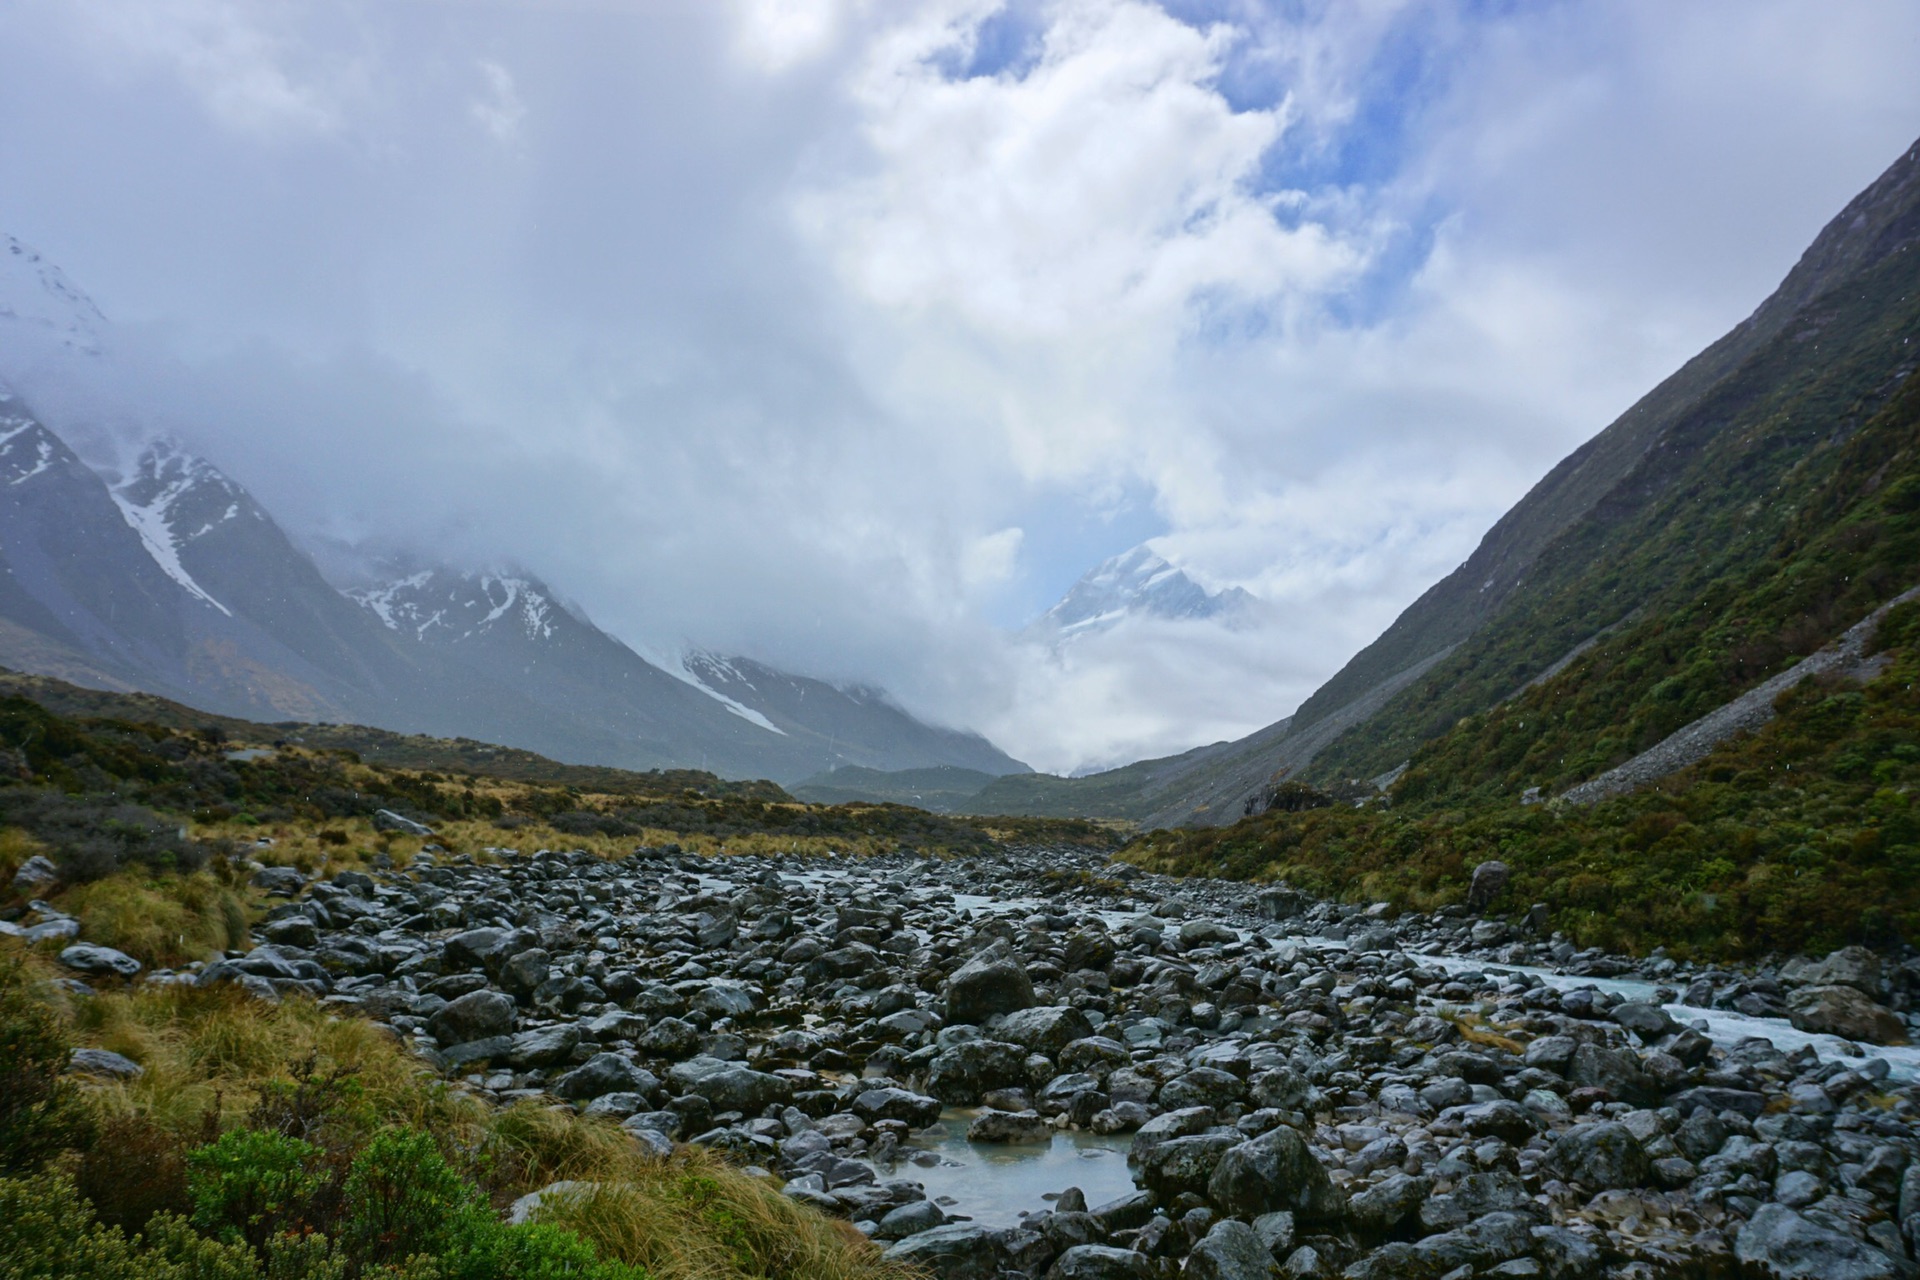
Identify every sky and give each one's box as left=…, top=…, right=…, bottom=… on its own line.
left=0, top=0, right=1917, bottom=774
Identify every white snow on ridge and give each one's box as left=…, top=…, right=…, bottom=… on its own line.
left=111, top=487, right=231, bottom=615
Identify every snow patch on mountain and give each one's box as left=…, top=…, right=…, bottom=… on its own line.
left=351, top=569, right=569, bottom=644
left=1030, top=544, right=1254, bottom=639
left=108, top=441, right=241, bottom=615
left=678, top=652, right=789, bottom=736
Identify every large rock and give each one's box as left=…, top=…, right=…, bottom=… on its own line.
left=1047, top=1244, right=1149, bottom=1279
left=852, top=1086, right=942, bottom=1128
left=442, top=928, right=526, bottom=979
left=1207, top=1124, right=1345, bottom=1224
left=1467, top=860, right=1510, bottom=912
left=373, top=808, right=434, bottom=837
left=507, top=1024, right=582, bottom=1069
left=1785, top=946, right=1883, bottom=995
left=881, top=1223, right=1001, bottom=1279
left=1568, top=1043, right=1658, bottom=1105
left=553, top=1053, right=658, bottom=1102
left=997, top=1006, right=1095, bottom=1054
left=946, top=946, right=1036, bottom=1026
left=968, top=1109, right=1050, bottom=1143
left=426, top=989, right=517, bottom=1046
left=251, top=865, right=306, bottom=895
left=58, top=944, right=141, bottom=977
left=1186, top=1219, right=1273, bottom=1280
left=12, top=854, right=59, bottom=895
left=687, top=1066, right=791, bottom=1115
left=924, top=1040, right=1029, bottom=1105
left=1787, top=985, right=1905, bottom=1045
left=69, top=1048, right=143, bottom=1080
left=1549, top=1122, right=1651, bottom=1190
left=1135, top=1133, right=1238, bottom=1204
left=1734, top=1204, right=1905, bottom=1280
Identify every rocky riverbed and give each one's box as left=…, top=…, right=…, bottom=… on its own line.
left=37, top=842, right=1920, bottom=1279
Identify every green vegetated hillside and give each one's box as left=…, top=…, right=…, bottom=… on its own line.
left=1304, top=209, right=1920, bottom=795
left=1128, top=597, right=1920, bottom=961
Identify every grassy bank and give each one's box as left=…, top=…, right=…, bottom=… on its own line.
left=0, top=949, right=911, bottom=1280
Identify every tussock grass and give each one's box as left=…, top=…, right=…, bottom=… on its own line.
left=19, top=967, right=915, bottom=1280
left=520, top=1144, right=905, bottom=1280
left=63, top=873, right=250, bottom=969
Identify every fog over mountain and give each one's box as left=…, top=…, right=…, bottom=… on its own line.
left=2, top=1, right=1918, bottom=773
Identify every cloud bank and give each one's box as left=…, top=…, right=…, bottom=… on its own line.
left=1, top=0, right=1916, bottom=773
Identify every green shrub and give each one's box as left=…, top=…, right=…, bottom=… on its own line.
left=186, top=1129, right=325, bottom=1253
left=341, top=1127, right=480, bottom=1268
left=0, top=1173, right=257, bottom=1280
left=0, top=954, right=90, bottom=1174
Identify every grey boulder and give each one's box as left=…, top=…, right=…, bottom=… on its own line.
left=426, top=989, right=517, bottom=1046
left=1734, top=1203, right=1905, bottom=1280
left=58, top=944, right=141, bottom=977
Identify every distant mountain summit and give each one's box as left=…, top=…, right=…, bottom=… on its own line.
left=1031, top=545, right=1252, bottom=639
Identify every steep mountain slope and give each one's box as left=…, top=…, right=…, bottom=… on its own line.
left=998, top=132, right=1920, bottom=827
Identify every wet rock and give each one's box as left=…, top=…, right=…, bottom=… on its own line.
left=427, top=989, right=516, bottom=1046
left=1208, top=1124, right=1346, bottom=1224
left=1783, top=946, right=1883, bottom=995
left=998, top=1006, right=1096, bottom=1054
left=1346, top=1174, right=1430, bottom=1236
left=881, top=1223, right=1002, bottom=1279
left=507, top=1024, right=581, bottom=1069
left=58, top=944, right=141, bottom=977
left=1187, top=1219, right=1274, bottom=1280
left=876, top=1200, right=946, bottom=1241
left=1786, top=985, right=1905, bottom=1045
left=925, top=1039, right=1029, bottom=1105
left=686, top=1065, right=791, bottom=1114
left=968, top=1109, right=1050, bottom=1143
left=946, top=945, right=1036, bottom=1026
left=553, top=1053, right=657, bottom=1102
left=1610, top=1002, right=1677, bottom=1039
left=852, top=1086, right=942, bottom=1128
left=1136, top=1133, right=1238, bottom=1204
left=1734, top=1203, right=1905, bottom=1280
left=1047, top=1244, right=1149, bottom=1279
left=1549, top=1122, right=1651, bottom=1190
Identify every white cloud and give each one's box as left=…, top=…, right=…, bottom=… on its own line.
left=3, top=0, right=1918, bottom=775
left=471, top=61, right=526, bottom=146
left=37, top=0, right=345, bottom=138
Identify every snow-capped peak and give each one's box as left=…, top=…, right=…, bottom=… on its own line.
left=0, top=234, right=107, bottom=354
left=1030, top=544, right=1254, bottom=639
left=108, top=439, right=251, bottom=616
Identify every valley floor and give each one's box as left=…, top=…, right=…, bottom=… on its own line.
left=8, top=834, right=1920, bottom=1279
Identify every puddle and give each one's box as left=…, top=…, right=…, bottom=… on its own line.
left=885, top=1109, right=1135, bottom=1228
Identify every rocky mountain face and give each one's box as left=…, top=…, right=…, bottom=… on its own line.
left=1028, top=545, right=1252, bottom=640
left=985, top=131, right=1920, bottom=826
